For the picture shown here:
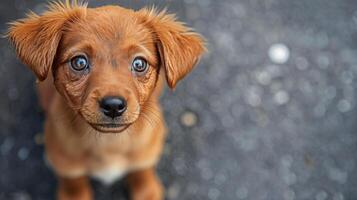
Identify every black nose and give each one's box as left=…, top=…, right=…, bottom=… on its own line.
left=100, top=97, right=127, bottom=119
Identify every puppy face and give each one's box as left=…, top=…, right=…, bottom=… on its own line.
left=53, top=7, right=161, bottom=132
left=8, top=2, right=205, bottom=133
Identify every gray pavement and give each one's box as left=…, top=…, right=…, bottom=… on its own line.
left=1, top=0, right=357, bottom=199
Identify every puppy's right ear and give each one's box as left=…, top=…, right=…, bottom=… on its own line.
left=137, top=8, right=206, bottom=89
left=7, top=2, right=85, bottom=81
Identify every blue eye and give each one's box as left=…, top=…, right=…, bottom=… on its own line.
left=131, top=57, right=148, bottom=73
left=71, top=55, right=89, bottom=71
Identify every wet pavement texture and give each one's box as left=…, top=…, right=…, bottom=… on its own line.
left=1, top=0, right=357, bottom=199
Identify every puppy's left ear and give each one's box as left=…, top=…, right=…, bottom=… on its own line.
left=7, top=3, right=85, bottom=81
left=137, top=8, right=207, bottom=89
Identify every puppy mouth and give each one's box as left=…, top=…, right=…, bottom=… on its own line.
left=90, top=123, right=131, bottom=133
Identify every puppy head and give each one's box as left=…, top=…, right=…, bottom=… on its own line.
left=8, top=2, right=206, bottom=133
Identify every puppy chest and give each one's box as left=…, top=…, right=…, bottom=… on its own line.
left=89, top=153, right=129, bottom=185
left=88, top=153, right=159, bottom=185
left=90, top=164, right=128, bottom=185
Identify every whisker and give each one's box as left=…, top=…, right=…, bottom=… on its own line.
left=141, top=103, right=164, bottom=125
left=141, top=112, right=155, bottom=128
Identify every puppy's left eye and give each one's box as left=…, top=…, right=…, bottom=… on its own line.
left=131, top=57, right=148, bottom=74
left=70, top=55, right=89, bottom=71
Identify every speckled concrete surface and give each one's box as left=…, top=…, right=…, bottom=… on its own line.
left=1, top=0, right=357, bottom=200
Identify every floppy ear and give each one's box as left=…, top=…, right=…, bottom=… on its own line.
left=7, top=2, right=85, bottom=81
left=138, top=8, right=206, bottom=89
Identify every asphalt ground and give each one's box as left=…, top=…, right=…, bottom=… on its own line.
left=1, top=0, right=357, bottom=199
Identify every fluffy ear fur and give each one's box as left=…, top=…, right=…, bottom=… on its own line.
left=7, top=2, right=86, bottom=81
left=137, top=8, right=206, bottom=89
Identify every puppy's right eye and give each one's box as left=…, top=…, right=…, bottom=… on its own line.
left=70, top=55, right=89, bottom=71
left=131, top=57, right=148, bottom=74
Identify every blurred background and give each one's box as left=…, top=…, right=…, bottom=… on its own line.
left=1, top=0, right=357, bottom=199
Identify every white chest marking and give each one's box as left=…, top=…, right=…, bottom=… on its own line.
left=91, top=165, right=128, bottom=185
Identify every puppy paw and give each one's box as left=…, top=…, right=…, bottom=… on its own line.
left=128, top=168, right=164, bottom=200
left=58, top=188, right=92, bottom=200
left=57, top=177, right=93, bottom=200
left=131, top=179, right=163, bottom=200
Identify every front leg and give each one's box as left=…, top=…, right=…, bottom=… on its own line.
left=57, top=176, right=93, bottom=200
left=127, top=168, right=163, bottom=200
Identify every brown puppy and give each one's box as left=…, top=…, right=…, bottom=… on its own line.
left=7, top=1, right=205, bottom=200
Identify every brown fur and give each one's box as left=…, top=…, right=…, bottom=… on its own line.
left=7, top=1, right=205, bottom=200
